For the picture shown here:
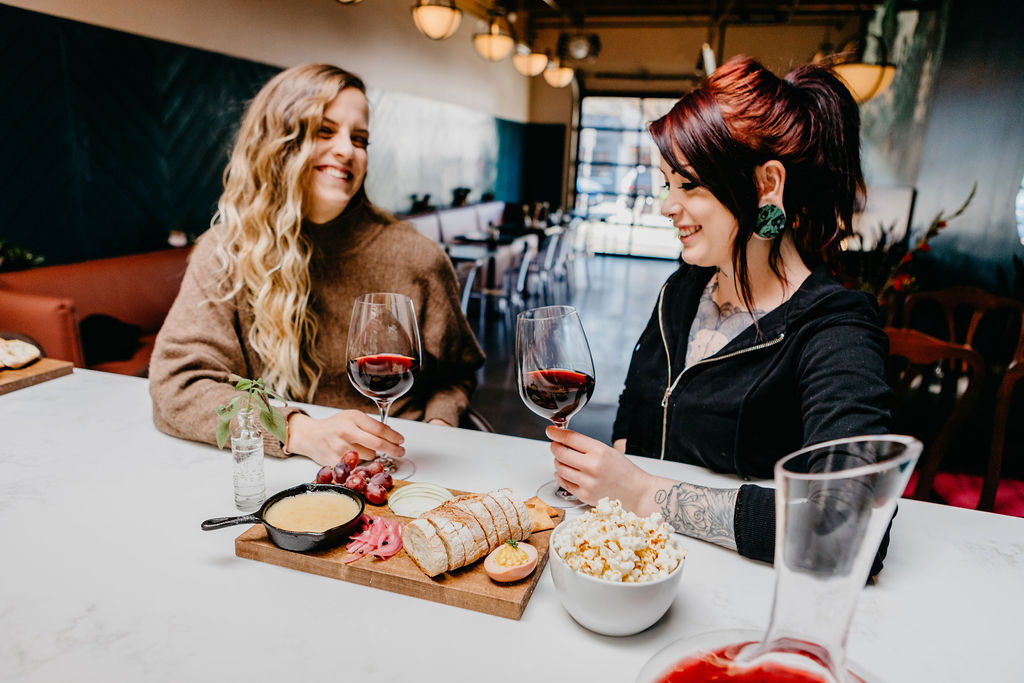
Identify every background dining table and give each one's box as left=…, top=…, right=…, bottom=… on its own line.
left=2, top=369, right=1022, bottom=682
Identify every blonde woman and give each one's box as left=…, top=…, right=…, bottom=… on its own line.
left=150, top=64, right=484, bottom=467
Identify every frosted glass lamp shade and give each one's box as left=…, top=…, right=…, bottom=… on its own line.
left=543, top=63, right=574, bottom=88
left=833, top=62, right=896, bottom=103
left=411, top=0, right=462, bottom=41
left=473, top=21, right=514, bottom=61
left=513, top=51, right=547, bottom=77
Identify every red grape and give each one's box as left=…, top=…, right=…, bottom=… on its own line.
left=364, top=461, right=385, bottom=476
left=332, top=462, right=351, bottom=484
left=315, top=466, right=334, bottom=484
left=353, top=466, right=371, bottom=480
left=365, top=482, right=388, bottom=505
left=345, top=473, right=367, bottom=493
left=369, top=472, right=393, bottom=491
left=342, top=450, right=361, bottom=469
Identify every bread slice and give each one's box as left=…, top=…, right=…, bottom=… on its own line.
left=438, top=502, right=489, bottom=564
left=513, top=496, right=533, bottom=540
left=402, top=518, right=448, bottom=577
left=490, top=489, right=524, bottom=541
left=422, top=513, right=465, bottom=571
left=479, top=494, right=512, bottom=546
left=452, top=495, right=498, bottom=550
left=0, top=339, right=41, bottom=369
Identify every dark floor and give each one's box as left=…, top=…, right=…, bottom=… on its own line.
left=470, top=254, right=679, bottom=443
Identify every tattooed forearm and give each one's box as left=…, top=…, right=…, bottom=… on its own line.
left=653, top=482, right=738, bottom=550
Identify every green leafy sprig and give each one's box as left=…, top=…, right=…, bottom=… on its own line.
left=215, top=374, right=288, bottom=449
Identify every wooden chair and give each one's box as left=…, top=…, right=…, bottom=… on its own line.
left=901, top=287, right=1024, bottom=511
left=984, top=316, right=1024, bottom=510
left=902, top=285, right=1022, bottom=356
left=885, top=327, right=986, bottom=506
left=452, top=259, right=482, bottom=338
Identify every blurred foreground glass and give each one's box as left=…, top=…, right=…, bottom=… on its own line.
left=638, top=435, right=922, bottom=683
left=347, top=293, right=421, bottom=480
left=516, top=306, right=595, bottom=508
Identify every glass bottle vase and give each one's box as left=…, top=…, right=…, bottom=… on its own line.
left=231, top=408, right=266, bottom=513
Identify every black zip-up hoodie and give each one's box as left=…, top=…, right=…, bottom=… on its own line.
left=613, top=263, right=894, bottom=572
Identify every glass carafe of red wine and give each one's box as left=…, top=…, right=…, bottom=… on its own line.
left=637, top=435, right=922, bottom=683
left=515, top=305, right=596, bottom=509
left=346, top=292, right=421, bottom=480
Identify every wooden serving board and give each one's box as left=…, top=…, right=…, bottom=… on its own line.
left=0, top=358, right=73, bottom=396
left=235, top=483, right=564, bottom=620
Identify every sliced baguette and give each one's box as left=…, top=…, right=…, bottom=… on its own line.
left=406, top=489, right=538, bottom=577
left=479, top=493, right=512, bottom=546
left=422, top=513, right=465, bottom=571
left=490, top=489, right=524, bottom=541
left=452, top=495, right=498, bottom=550
left=402, top=518, right=448, bottom=577
left=512, top=495, right=533, bottom=539
left=438, top=502, right=489, bottom=564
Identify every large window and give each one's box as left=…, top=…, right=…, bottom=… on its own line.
left=575, top=96, right=679, bottom=258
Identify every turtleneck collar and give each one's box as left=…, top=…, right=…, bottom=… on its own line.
left=303, top=200, right=387, bottom=257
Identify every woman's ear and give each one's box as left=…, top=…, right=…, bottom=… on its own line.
left=754, top=160, right=786, bottom=207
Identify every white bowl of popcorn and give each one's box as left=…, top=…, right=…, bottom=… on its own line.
left=548, top=498, right=687, bottom=637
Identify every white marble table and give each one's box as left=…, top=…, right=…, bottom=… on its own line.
left=2, top=370, right=1022, bottom=682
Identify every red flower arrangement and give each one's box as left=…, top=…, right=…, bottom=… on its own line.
left=840, top=184, right=976, bottom=324
left=873, top=185, right=975, bottom=316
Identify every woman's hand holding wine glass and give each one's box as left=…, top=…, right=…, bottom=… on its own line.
left=346, top=292, right=421, bottom=479
left=516, top=305, right=596, bottom=508
left=545, top=426, right=653, bottom=509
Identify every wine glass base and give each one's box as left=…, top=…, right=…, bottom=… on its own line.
left=376, top=455, right=415, bottom=480
left=537, top=479, right=586, bottom=509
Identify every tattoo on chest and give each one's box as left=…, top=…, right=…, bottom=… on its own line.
left=686, top=277, right=766, bottom=367
left=654, top=483, right=738, bottom=550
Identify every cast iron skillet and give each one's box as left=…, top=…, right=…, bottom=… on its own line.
left=201, top=483, right=365, bottom=553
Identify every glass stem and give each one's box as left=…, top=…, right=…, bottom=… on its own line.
left=375, top=399, right=392, bottom=427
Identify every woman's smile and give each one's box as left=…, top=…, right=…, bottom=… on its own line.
left=677, top=224, right=702, bottom=239
left=315, top=165, right=354, bottom=182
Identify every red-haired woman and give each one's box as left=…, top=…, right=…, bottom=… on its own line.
left=545, top=57, right=894, bottom=572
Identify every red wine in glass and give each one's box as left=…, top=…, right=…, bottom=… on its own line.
left=522, top=369, right=595, bottom=426
left=516, top=305, right=596, bottom=509
left=347, top=293, right=421, bottom=480
left=347, top=353, right=416, bottom=400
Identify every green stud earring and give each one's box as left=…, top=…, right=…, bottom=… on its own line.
left=755, top=204, right=786, bottom=240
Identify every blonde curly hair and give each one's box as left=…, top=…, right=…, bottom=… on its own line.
left=210, top=64, right=379, bottom=402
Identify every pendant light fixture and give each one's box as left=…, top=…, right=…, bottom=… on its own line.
left=512, top=44, right=547, bottom=77
left=817, top=22, right=896, bottom=104
left=833, top=59, right=896, bottom=103
left=335, top=0, right=362, bottom=4
left=543, top=58, right=574, bottom=88
left=411, top=0, right=462, bottom=41
left=473, top=14, right=514, bottom=61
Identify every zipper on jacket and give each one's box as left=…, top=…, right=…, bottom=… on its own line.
left=657, top=286, right=786, bottom=459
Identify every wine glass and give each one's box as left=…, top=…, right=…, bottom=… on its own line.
left=347, top=292, right=421, bottom=480
left=516, top=305, right=596, bottom=508
left=637, top=435, right=923, bottom=683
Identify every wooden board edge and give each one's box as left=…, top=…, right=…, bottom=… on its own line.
left=0, top=358, right=73, bottom=395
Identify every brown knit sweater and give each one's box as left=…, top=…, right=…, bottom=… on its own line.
left=149, top=205, right=485, bottom=457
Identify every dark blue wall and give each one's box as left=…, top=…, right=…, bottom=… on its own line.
left=0, top=3, right=279, bottom=265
